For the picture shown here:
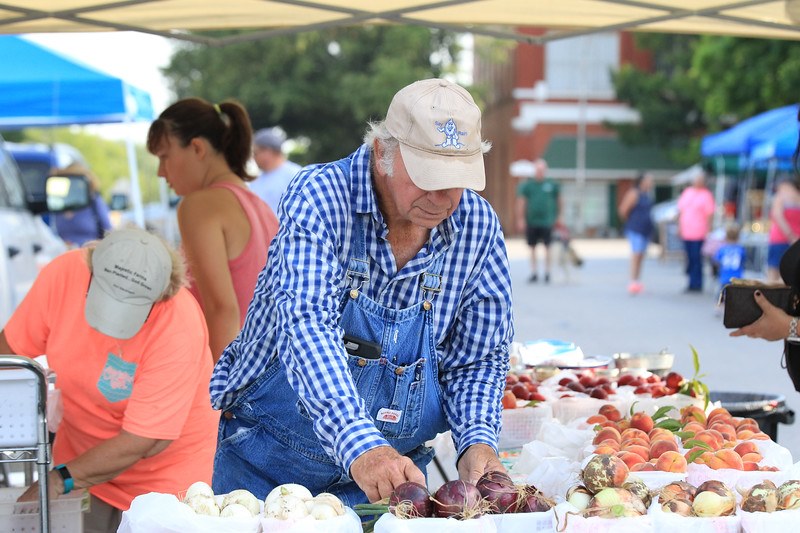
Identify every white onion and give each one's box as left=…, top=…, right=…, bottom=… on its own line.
left=185, top=494, right=220, bottom=516
left=264, top=483, right=313, bottom=507
left=310, top=502, right=340, bottom=520
left=184, top=481, right=215, bottom=501
left=264, top=494, right=310, bottom=520
left=222, top=489, right=260, bottom=516
left=310, top=493, right=345, bottom=516
left=220, top=503, right=253, bottom=518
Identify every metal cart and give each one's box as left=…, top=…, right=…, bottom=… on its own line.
left=0, top=355, right=52, bottom=532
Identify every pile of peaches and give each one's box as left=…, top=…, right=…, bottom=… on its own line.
left=588, top=404, right=776, bottom=473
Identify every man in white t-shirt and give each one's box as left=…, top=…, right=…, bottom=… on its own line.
left=249, top=127, right=301, bottom=215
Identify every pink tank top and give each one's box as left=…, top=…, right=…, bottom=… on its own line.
left=769, top=205, right=800, bottom=244
left=188, top=182, right=279, bottom=325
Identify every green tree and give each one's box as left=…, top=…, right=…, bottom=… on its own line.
left=162, top=27, right=460, bottom=164
left=607, top=34, right=800, bottom=163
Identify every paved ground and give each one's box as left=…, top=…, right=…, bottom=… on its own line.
left=429, top=237, right=799, bottom=486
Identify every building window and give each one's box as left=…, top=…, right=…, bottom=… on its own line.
left=545, top=33, right=619, bottom=100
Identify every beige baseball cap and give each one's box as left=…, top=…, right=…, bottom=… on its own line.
left=385, top=78, right=486, bottom=191
left=85, top=228, right=172, bottom=339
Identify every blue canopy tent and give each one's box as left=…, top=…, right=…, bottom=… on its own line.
left=750, top=121, right=799, bottom=165
left=0, top=35, right=154, bottom=226
left=701, top=104, right=799, bottom=158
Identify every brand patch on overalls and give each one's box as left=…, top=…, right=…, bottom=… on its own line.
left=377, top=408, right=402, bottom=423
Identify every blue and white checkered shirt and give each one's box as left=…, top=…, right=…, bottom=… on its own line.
left=210, top=144, right=513, bottom=474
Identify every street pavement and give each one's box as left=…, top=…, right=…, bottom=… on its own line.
left=428, top=237, right=799, bottom=487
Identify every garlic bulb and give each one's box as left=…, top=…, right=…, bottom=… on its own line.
left=264, top=483, right=313, bottom=507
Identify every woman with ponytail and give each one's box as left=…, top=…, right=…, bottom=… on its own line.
left=147, top=98, right=278, bottom=362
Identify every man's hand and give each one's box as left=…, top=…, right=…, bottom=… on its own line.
left=730, top=290, right=792, bottom=341
left=350, top=446, right=425, bottom=503
left=457, top=443, right=505, bottom=485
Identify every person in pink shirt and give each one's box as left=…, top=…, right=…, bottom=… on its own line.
left=677, top=170, right=716, bottom=292
left=767, top=175, right=800, bottom=283
left=0, top=228, right=217, bottom=533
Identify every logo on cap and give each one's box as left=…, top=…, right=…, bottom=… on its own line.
left=435, top=118, right=467, bottom=149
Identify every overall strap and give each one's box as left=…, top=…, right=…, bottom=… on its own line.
left=419, top=250, right=445, bottom=303
left=345, top=214, right=370, bottom=291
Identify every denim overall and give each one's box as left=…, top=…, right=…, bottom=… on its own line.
left=212, top=213, right=449, bottom=506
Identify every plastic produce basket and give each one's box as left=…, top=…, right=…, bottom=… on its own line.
left=0, top=488, right=87, bottom=532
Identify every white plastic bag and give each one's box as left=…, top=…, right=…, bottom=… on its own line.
left=373, top=513, right=498, bottom=533
left=553, top=502, right=654, bottom=533
left=259, top=507, right=362, bottom=532
left=118, top=492, right=260, bottom=533
left=490, top=509, right=556, bottom=532
left=740, top=508, right=800, bottom=532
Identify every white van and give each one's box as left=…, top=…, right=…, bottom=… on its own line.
left=0, top=136, right=67, bottom=327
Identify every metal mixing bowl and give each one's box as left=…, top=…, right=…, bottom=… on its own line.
left=612, top=351, right=675, bottom=377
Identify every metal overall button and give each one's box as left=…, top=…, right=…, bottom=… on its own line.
left=357, top=358, right=367, bottom=367
left=350, top=289, right=359, bottom=299
left=423, top=301, right=432, bottom=311
left=395, top=366, right=405, bottom=376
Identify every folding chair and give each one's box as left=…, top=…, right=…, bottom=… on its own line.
left=0, top=355, right=51, bottom=532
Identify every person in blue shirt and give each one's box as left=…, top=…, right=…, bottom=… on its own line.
left=52, top=163, right=112, bottom=247
left=210, top=79, right=514, bottom=505
left=249, top=127, right=301, bottom=216
left=715, top=222, right=746, bottom=294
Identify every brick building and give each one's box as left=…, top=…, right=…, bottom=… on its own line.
left=474, top=28, right=684, bottom=237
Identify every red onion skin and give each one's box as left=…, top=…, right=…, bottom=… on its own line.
left=477, top=471, right=518, bottom=514
left=517, top=486, right=553, bottom=513
left=389, top=481, right=433, bottom=518
left=433, top=480, right=484, bottom=519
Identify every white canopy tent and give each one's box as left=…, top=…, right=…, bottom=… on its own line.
left=1, top=1, right=800, bottom=45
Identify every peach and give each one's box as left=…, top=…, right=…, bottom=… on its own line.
left=594, top=444, right=619, bottom=455
left=648, top=428, right=674, bottom=442
left=696, top=451, right=727, bottom=470
left=599, top=404, right=622, bottom=422
left=714, top=448, right=744, bottom=470
left=622, top=444, right=650, bottom=462
left=617, top=450, right=647, bottom=469
left=693, top=429, right=724, bottom=451
left=735, top=417, right=759, bottom=429
left=621, top=437, right=650, bottom=449
left=586, top=414, right=608, bottom=425
left=736, top=429, right=756, bottom=441
left=736, top=422, right=761, bottom=434
left=597, top=439, right=621, bottom=452
left=620, top=428, right=649, bottom=443
left=592, top=426, right=621, bottom=445
left=684, top=446, right=708, bottom=464
left=682, top=421, right=706, bottom=435
left=743, top=461, right=760, bottom=471
left=649, top=438, right=679, bottom=460
left=630, top=461, right=656, bottom=472
left=680, top=405, right=707, bottom=425
left=734, top=442, right=759, bottom=457
left=598, top=420, right=620, bottom=429
left=751, top=432, right=771, bottom=441
left=630, top=412, right=655, bottom=433
left=708, top=422, right=736, bottom=440
left=616, top=419, right=631, bottom=432
left=655, top=450, right=688, bottom=473
left=707, top=407, right=732, bottom=420
left=741, top=452, right=763, bottom=463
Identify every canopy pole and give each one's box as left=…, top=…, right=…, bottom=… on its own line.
left=124, top=115, right=145, bottom=228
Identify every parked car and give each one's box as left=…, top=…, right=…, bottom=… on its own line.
left=0, top=136, right=68, bottom=327
left=5, top=141, right=87, bottom=213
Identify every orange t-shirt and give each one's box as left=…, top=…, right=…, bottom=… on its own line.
left=4, top=250, right=218, bottom=510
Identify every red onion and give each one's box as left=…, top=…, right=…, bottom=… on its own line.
left=516, top=485, right=554, bottom=513
left=476, top=471, right=518, bottom=514
left=433, top=480, right=485, bottom=519
left=388, top=481, right=433, bottom=518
